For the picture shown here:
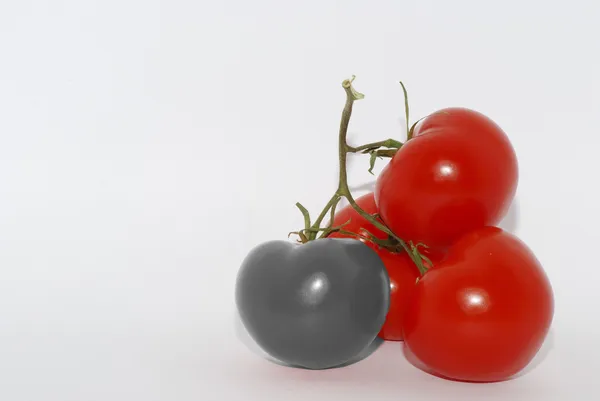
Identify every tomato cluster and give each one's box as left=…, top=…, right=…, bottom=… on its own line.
left=331, top=107, right=553, bottom=381
left=236, top=79, right=554, bottom=382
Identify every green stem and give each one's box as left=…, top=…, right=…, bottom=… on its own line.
left=336, top=78, right=427, bottom=275
left=308, top=194, right=341, bottom=240
left=347, top=138, right=403, bottom=153
left=295, top=202, right=311, bottom=231
left=399, top=81, right=410, bottom=139
left=292, top=76, right=429, bottom=275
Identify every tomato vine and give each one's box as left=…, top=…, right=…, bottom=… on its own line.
left=289, top=76, right=429, bottom=275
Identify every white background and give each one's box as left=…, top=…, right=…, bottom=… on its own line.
left=0, top=1, right=597, bottom=400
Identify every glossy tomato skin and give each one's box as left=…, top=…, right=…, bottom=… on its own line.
left=402, top=227, right=554, bottom=382
left=375, top=108, right=518, bottom=249
left=329, top=193, right=443, bottom=341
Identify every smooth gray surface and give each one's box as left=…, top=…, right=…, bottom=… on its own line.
left=235, top=238, right=390, bottom=369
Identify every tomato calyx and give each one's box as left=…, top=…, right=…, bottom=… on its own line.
left=289, top=76, right=431, bottom=276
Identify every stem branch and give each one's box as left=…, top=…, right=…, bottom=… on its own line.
left=308, top=194, right=341, bottom=240
left=295, top=203, right=311, bottom=230
left=292, top=76, right=429, bottom=275
left=347, top=138, right=403, bottom=153
left=336, top=78, right=427, bottom=275
left=399, top=81, right=410, bottom=139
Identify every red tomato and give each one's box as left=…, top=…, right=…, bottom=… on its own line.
left=328, top=193, right=443, bottom=341
left=375, top=108, right=518, bottom=249
left=402, top=227, right=554, bottom=382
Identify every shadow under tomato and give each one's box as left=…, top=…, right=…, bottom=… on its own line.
left=402, top=327, right=555, bottom=383
left=233, top=308, right=384, bottom=370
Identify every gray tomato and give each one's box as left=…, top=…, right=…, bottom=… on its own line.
left=235, top=238, right=390, bottom=369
